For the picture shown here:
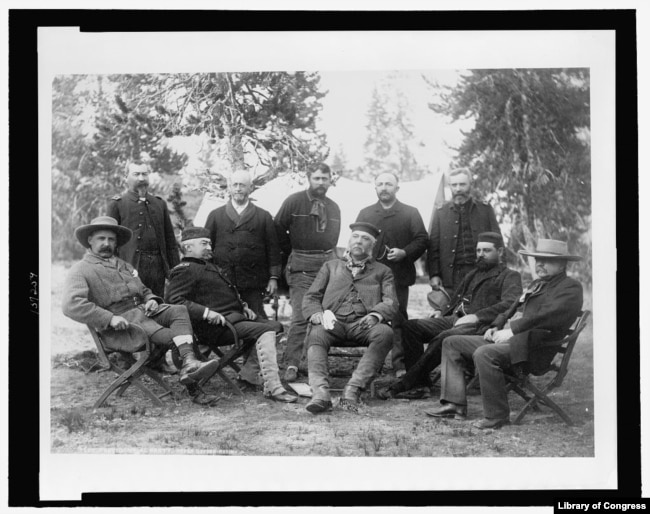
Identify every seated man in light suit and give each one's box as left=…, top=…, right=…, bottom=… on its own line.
left=62, top=216, right=220, bottom=406
left=424, top=239, right=583, bottom=429
left=302, top=222, right=398, bottom=414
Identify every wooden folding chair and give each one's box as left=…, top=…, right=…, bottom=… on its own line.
left=505, top=310, right=591, bottom=426
left=87, top=324, right=176, bottom=409
left=194, top=320, right=251, bottom=396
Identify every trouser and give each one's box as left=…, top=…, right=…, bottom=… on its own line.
left=395, top=316, right=455, bottom=391
left=120, top=304, right=193, bottom=347
left=194, top=318, right=283, bottom=384
left=387, top=284, right=409, bottom=371
left=307, top=320, right=393, bottom=402
left=439, top=334, right=488, bottom=408
left=284, top=251, right=335, bottom=368
left=135, top=251, right=168, bottom=298
left=473, top=342, right=512, bottom=420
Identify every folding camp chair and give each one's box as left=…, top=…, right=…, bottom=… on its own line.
left=505, top=310, right=591, bottom=426
left=194, top=319, right=251, bottom=396
left=87, top=324, right=176, bottom=409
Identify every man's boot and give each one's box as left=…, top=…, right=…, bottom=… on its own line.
left=177, top=343, right=219, bottom=385
left=339, top=384, right=361, bottom=413
left=256, top=331, right=297, bottom=403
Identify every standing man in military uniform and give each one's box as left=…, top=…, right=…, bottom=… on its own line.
left=107, top=161, right=180, bottom=297
left=427, top=167, right=501, bottom=293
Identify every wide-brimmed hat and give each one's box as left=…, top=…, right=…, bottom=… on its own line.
left=427, top=287, right=452, bottom=312
left=518, top=239, right=582, bottom=261
left=74, top=216, right=132, bottom=248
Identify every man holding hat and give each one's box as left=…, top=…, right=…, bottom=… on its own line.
left=377, top=232, right=522, bottom=400
left=302, top=222, right=398, bottom=414
left=425, top=239, right=583, bottom=429
left=164, top=227, right=298, bottom=403
left=62, top=216, right=220, bottom=405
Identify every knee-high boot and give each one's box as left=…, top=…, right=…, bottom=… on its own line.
left=256, top=331, right=297, bottom=402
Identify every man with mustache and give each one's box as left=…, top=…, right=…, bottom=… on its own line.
left=107, top=161, right=180, bottom=297
left=377, top=232, right=522, bottom=400
left=62, top=217, right=220, bottom=405
left=274, top=164, right=341, bottom=383
left=427, top=167, right=501, bottom=294
left=424, top=239, right=583, bottom=429
left=205, top=169, right=282, bottom=319
left=355, top=172, right=429, bottom=378
left=165, top=227, right=297, bottom=403
left=301, top=222, right=398, bottom=414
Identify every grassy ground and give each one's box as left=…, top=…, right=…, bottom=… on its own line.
left=49, top=262, right=594, bottom=457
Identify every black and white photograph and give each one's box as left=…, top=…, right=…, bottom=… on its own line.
left=7, top=5, right=638, bottom=508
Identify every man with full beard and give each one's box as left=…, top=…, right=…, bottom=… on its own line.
left=107, top=161, right=180, bottom=297
left=428, top=167, right=501, bottom=294
left=274, top=163, right=341, bottom=382
left=377, top=232, right=522, bottom=400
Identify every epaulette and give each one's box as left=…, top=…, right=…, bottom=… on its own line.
left=111, top=195, right=122, bottom=201
left=171, top=262, right=191, bottom=271
left=155, top=195, right=164, bottom=201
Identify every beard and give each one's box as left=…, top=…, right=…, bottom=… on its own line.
left=309, top=186, right=327, bottom=198
left=476, top=257, right=497, bottom=270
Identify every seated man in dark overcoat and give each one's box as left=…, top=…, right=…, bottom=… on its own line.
left=165, top=227, right=297, bottom=403
left=377, top=232, right=522, bottom=399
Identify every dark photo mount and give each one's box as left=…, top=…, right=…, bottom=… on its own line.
left=8, top=7, right=638, bottom=508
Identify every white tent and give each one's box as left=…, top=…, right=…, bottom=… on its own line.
left=193, top=171, right=446, bottom=248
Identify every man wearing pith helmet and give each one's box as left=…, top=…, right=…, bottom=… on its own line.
left=62, top=216, right=220, bottom=406
left=302, top=221, right=398, bottom=414
left=425, top=238, right=583, bottom=430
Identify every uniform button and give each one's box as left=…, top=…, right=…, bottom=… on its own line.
left=452, top=250, right=455, bottom=253
left=139, top=224, right=142, bottom=227
left=140, top=212, right=144, bottom=215
left=454, top=235, right=458, bottom=238
left=449, top=264, right=453, bottom=267
left=138, top=236, right=141, bottom=240
left=455, top=220, right=459, bottom=224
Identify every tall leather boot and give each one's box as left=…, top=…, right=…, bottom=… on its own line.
left=256, top=331, right=297, bottom=403
left=177, top=343, right=219, bottom=385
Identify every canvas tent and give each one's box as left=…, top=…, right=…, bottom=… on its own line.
left=193, top=171, right=446, bottom=248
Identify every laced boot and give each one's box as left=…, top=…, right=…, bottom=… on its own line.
left=256, top=332, right=297, bottom=403
left=177, top=344, right=219, bottom=385
left=339, top=384, right=361, bottom=413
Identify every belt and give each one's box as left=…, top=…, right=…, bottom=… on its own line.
left=108, top=295, right=143, bottom=315
left=293, top=249, right=333, bottom=255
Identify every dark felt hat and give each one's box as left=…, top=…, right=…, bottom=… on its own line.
left=477, top=231, right=504, bottom=248
left=427, top=287, right=452, bottom=312
left=74, top=216, right=132, bottom=248
left=349, top=221, right=381, bottom=239
left=181, top=227, right=211, bottom=242
left=519, top=239, right=582, bottom=261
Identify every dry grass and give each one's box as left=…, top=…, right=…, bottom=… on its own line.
left=49, top=262, right=594, bottom=457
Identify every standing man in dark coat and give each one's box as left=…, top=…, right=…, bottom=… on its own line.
left=377, top=232, right=522, bottom=399
left=424, top=239, right=583, bottom=429
left=274, top=163, right=341, bottom=382
left=356, top=172, right=428, bottom=376
left=205, top=170, right=282, bottom=319
left=427, top=167, right=501, bottom=293
left=107, top=161, right=180, bottom=297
